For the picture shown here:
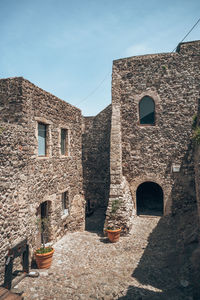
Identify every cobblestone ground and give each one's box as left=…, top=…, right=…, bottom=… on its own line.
left=16, top=213, right=193, bottom=300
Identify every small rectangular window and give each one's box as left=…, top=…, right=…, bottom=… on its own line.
left=62, top=191, right=69, bottom=215
left=38, top=123, right=47, bottom=156
left=61, top=129, right=68, bottom=156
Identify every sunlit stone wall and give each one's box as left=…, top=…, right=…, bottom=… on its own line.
left=107, top=41, right=200, bottom=231
left=0, top=77, right=85, bottom=281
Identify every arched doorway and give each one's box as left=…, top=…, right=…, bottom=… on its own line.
left=136, top=182, right=163, bottom=216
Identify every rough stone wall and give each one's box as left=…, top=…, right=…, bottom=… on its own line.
left=193, top=99, right=200, bottom=298
left=0, top=77, right=84, bottom=280
left=82, top=105, right=111, bottom=211
left=195, top=147, right=200, bottom=224
left=104, top=101, right=135, bottom=232
left=194, top=99, right=200, bottom=225
left=108, top=40, right=200, bottom=231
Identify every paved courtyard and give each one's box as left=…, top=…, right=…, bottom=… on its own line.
left=16, top=214, right=193, bottom=300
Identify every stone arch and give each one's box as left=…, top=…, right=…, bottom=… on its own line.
left=133, top=90, right=161, bottom=106
left=130, top=90, right=161, bottom=127
left=136, top=181, right=163, bottom=215
left=130, top=175, right=171, bottom=215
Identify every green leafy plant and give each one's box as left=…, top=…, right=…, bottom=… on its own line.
left=104, top=199, right=122, bottom=232
left=0, top=126, right=5, bottom=135
left=35, top=246, right=53, bottom=254
left=161, top=65, right=167, bottom=71
left=192, top=114, right=197, bottom=130
left=107, top=226, right=118, bottom=230
left=36, top=217, right=52, bottom=252
left=107, top=226, right=113, bottom=230
left=111, top=199, right=121, bottom=214
left=193, top=127, right=200, bottom=145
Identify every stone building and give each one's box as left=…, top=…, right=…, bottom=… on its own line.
left=0, top=77, right=85, bottom=275
left=0, top=40, right=200, bottom=278
left=105, top=40, right=200, bottom=231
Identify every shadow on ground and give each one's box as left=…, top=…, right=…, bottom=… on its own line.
left=85, top=207, right=107, bottom=234
left=118, top=216, right=196, bottom=300
left=119, top=142, right=200, bottom=299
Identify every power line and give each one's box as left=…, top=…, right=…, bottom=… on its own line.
left=172, top=17, right=200, bottom=52
left=75, top=71, right=111, bottom=106
left=77, top=18, right=200, bottom=105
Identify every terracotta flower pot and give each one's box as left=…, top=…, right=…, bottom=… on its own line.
left=35, top=248, right=54, bottom=269
left=105, top=228, right=121, bottom=243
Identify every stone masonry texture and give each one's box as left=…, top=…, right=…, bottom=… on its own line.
left=82, top=105, right=111, bottom=211
left=106, top=40, right=200, bottom=232
left=0, top=40, right=200, bottom=297
left=0, top=77, right=85, bottom=282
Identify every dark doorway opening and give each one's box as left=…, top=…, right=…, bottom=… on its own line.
left=85, top=183, right=109, bottom=234
left=36, top=201, right=51, bottom=245
left=136, top=182, right=163, bottom=216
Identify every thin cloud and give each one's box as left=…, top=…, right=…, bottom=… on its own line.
left=124, top=44, right=153, bottom=57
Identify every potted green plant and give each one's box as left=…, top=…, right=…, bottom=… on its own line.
left=35, top=217, right=54, bottom=269
left=105, top=226, right=122, bottom=243
left=105, top=199, right=122, bottom=243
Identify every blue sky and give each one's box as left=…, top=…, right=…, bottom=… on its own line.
left=0, top=0, right=199, bottom=116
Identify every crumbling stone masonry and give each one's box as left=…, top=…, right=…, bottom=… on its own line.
left=0, top=77, right=85, bottom=279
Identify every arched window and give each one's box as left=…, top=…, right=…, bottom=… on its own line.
left=139, top=96, right=155, bottom=125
